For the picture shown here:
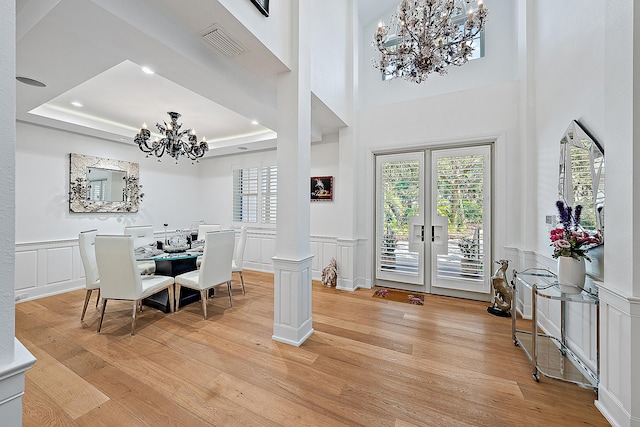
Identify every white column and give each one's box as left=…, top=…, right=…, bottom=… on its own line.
left=333, top=0, right=360, bottom=292
left=0, top=1, right=36, bottom=425
left=272, top=0, right=313, bottom=346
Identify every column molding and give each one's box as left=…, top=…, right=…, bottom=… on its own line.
left=272, top=256, right=314, bottom=347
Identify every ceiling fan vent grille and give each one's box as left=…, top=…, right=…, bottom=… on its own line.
left=201, top=25, right=245, bottom=58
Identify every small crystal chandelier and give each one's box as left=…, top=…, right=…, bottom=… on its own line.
left=134, top=111, right=209, bottom=163
left=373, top=0, right=488, bottom=83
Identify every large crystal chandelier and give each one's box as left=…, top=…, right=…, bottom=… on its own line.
left=373, top=0, right=488, bottom=83
left=134, top=112, right=209, bottom=163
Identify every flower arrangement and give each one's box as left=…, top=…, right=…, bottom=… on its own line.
left=550, top=200, right=602, bottom=261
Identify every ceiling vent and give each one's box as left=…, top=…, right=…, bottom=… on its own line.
left=200, top=24, right=246, bottom=58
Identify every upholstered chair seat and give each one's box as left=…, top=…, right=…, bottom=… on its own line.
left=95, top=235, right=175, bottom=335
left=175, top=230, right=234, bottom=320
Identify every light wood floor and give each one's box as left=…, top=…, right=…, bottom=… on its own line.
left=16, top=271, right=608, bottom=426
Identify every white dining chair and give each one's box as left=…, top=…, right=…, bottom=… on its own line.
left=232, top=226, right=247, bottom=294
left=175, top=230, right=234, bottom=320
left=78, top=229, right=100, bottom=322
left=95, top=235, right=175, bottom=335
left=195, top=224, right=222, bottom=269
left=196, top=224, right=221, bottom=241
left=124, top=225, right=156, bottom=275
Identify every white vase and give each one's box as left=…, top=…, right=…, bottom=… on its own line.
left=557, top=256, right=585, bottom=293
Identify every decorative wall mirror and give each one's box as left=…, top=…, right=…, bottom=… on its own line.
left=69, top=153, right=143, bottom=213
left=558, top=120, right=605, bottom=236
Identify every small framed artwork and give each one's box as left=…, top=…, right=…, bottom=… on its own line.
left=250, top=0, right=269, bottom=17
left=311, top=176, right=333, bottom=202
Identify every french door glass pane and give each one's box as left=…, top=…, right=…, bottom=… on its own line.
left=435, top=153, right=485, bottom=281
left=379, top=159, right=420, bottom=276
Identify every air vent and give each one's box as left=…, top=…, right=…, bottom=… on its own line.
left=200, top=24, right=246, bottom=58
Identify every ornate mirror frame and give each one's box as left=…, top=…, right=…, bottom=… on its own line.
left=558, top=120, right=605, bottom=236
left=69, top=153, right=142, bottom=213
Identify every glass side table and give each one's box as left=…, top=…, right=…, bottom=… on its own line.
left=512, top=268, right=599, bottom=392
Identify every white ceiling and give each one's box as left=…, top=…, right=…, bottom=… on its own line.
left=15, top=0, right=399, bottom=158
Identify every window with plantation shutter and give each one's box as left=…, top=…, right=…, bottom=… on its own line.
left=261, top=166, right=277, bottom=224
left=233, top=168, right=258, bottom=223
left=232, top=165, right=277, bottom=225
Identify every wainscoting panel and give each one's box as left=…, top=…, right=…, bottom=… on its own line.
left=15, top=239, right=84, bottom=301
left=15, top=251, right=37, bottom=291
left=14, top=231, right=363, bottom=301
left=46, top=247, right=73, bottom=284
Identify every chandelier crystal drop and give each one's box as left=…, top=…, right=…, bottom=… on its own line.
left=373, top=0, right=488, bottom=83
left=134, top=111, right=209, bottom=163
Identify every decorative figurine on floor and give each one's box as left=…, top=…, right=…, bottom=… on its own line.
left=487, top=259, right=512, bottom=317
left=321, top=258, right=338, bottom=287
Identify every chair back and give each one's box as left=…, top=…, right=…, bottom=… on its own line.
left=124, top=225, right=155, bottom=248
left=95, top=235, right=142, bottom=300
left=233, top=226, right=248, bottom=270
left=197, top=224, right=221, bottom=241
left=199, top=230, right=234, bottom=286
left=78, top=229, right=100, bottom=290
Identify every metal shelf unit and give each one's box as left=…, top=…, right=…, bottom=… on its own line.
left=512, top=269, right=599, bottom=392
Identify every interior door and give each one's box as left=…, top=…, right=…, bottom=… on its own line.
left=430, top=145, right=492, bottom=294
left=375, top=152, right=425, bottom=287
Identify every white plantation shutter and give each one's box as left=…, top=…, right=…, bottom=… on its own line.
left=261, top=166, right=277, bottom=224
left=233, top=168, right=258, bottom=223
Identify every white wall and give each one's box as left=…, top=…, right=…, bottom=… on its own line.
left=218, top=0, right=291, bottom=69
left=309, top=0, right=350, bottom=124
left=532, top=1, right=605, bottom=255
left=358, top=81, right=520, bottom=274
left=16, top=122, right=201, bottom=243
left=198, top=139, right=343, bottom=237
left=360, top=0, right=518, bottom=110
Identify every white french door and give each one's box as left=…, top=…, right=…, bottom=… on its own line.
left=430, top=145, right=491, bottom=294
left=375, top=153, right=425, bottom=287
left=375, top=145, right=492, bottom=296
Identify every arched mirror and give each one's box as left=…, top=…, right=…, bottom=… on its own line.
left=558, top=120, right=605, bottom=236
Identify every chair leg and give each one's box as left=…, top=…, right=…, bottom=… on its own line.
left=97, top=299, right=108, bottom=333
left=81, top=289, right=92, bottom=322
left=200, top=290, right=208, bottom=320
left=168, top=285, right=175, bottom=313
left=227, top=281, right=233, bottom=308
left=131, top=300, right=138, bottom=336
left=95, top=289, right=101, bottom=307
left=239, top=271, right=246, bottom=294
left=175, top=283, right=182, bottom=311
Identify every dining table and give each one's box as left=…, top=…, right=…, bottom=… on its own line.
left=137, top=248, right=203, bottom=313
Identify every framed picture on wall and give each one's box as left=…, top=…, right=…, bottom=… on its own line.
left=250, top=0, right=269, bottom=17
left=311, top=176, right=333, bottom=202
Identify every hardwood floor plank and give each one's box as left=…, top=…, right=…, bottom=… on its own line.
left=16, top=271, right=608, bottom=426
left=20, top=337, right=110, bottom=420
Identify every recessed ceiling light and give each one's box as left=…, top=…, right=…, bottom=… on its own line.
left=238, top=146, right=248, bottom=150
left=141, top=66, right=155, bottom=75
left=16, top=76, right=46, bottom=87
left=71, top=101, right=83, bottom=107
left=251, top=120, right=259, bottom=125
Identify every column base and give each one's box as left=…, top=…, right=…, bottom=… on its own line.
left=272, top=255, right=314, bottom=346
left=0, top=339, right=36, bottom=427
